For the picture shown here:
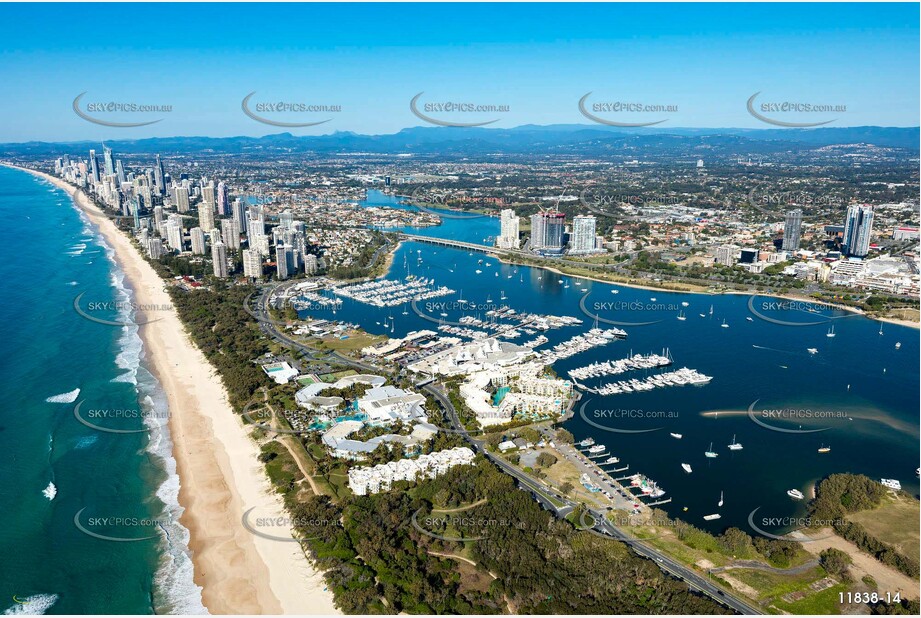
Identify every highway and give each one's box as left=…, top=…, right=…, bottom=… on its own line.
left=248, top=279, right=761, bottom=615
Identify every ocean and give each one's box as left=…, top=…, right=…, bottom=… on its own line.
left=0, top=166, right=205, bottom=615
left=323, top=190, right=920, bottom=536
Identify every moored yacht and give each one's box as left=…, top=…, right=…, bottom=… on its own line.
left=787, top=489, right=804, bottom=500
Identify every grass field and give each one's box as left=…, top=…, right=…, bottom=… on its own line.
left=260, top=441, right=303, bottom=492
left=847, top=493, right=921, bottom=562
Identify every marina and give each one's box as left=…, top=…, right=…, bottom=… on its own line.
left=568, top=350, right=673, bottom=381
left=332, top=276, right=454, bottom=307
left=577, top=367, right=713, bottom=396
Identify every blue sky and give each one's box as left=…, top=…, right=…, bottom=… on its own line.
left=0, top=2, right=917, bottom=142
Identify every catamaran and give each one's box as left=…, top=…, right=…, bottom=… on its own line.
left=705, top=442, right=718, bottom=458
left=728, top=435, right=743, bottom=451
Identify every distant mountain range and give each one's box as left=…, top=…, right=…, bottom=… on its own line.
left=2, top=124, right=918, bottom=157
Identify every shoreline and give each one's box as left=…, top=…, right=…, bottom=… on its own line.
left=488, top=250, right=920, bottom=330
left=8, top=165, right=338, bottom=615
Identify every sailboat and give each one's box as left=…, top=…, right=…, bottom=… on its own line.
left=879, top=323, right=884, bottom=335
left=677, top=310, right=686, bottom=321
left=705, top=442, right=718, bottom=458
left=826, top=325, right=836, bottom=338
left=718, top=491, right=724, bottom=507
left=721, top=319, right=729, bottom=328
left=709, top=305, right=714, bottom=316
left=728, top=435, right=743, bottom=451
left=500, top=290, right=507, bottom=300
left=818, top=444, right=831, bottom=453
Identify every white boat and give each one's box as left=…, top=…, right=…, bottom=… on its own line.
left=475, top=269, right=482, bottom=274
left=807, top=348, right=818, bottom=354
left=611, top=289, right=619, bottom=294
left=681, top=301, right=689, bottom=307
left=681, top=463, right=692, bottom=473
left=578, top=438, right=595, bottom=447
left=881, top=478, right=901, bottom=490
left=669, top=432, right=683, bottom=439
left=604, top=456, right=620, bottom=464
left=787, top=489, right=804, bottom=500
left=699, top=313, right=706, bottom=318
left=895, top=342, right=901, bottom=349
left=818, top=444, right=830, bottom=453
left=588, top=444, right=606, bottom=454
left=879, top=324, right=884, bottom=335
left=718, top=491, right=724, bottom=507
left=677, top=311, right=686, bottom=321
left=721, top=319, right=729, bottom=328
left=826, top=325, right=836, bottom=338
left=709, top=305, right=714, bottom=316
left=746, top=317, right=753, bottom=322
left=703, top=514, right=721, bottom=521
left=650, top=297, right=657, bottom=302
left=705, top=442, right=718, bottom=458
left=727, top=435, right=743, bottom=451
left=43, top=482, right=57, bottom=501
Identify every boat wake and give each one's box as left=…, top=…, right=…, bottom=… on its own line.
left=45, top=388, right=80, bottom=403
left=3, top=594, right=59, bottom=615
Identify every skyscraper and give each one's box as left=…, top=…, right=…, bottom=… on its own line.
left=243, top=249, right=263, bottom=279
left=198, top=199, right=215, bottom=233
left=190, top=227, right=206, bottom=255
left=202, top=183, right=216, bottom=215
left=569, top=215, right=598, bottom=254
left=843, top=204, right=874, bottom=257
left=276, top=244, right=291, bottom=280
left=154, top=154, right=165, bottom=196
left=103, top=145, right=115, bottom=176
left=497, top=209, right=520, bottom=249
left=530, top=210, right=565, bottom=252
left=782, top=209, right=803, bottom=251
left=216, top=181, right=229, bottom=216
left=115, top=160, right=126, bottom=185
left=212, top=241, right=229, bottom=278
left=175, top=186, right=191, bottom=213
left=88, top=149, right=100, bottom=184
left=221, top=218, right=241, bottom=250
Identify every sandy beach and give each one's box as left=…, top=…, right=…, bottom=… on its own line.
left=12, top=165, right=338, bottom=615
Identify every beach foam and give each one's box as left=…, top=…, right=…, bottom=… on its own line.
left=45, top=388, right=80, bottom=404
left=3, top=594, right=58, bottom=615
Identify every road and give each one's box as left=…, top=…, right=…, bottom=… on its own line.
left=427, top=380, right=762, bottom=615
left=250, top=279, right=762, bottom=614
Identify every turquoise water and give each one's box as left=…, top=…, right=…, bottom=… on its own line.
left=0, top=167, right=204, bottom=614
left=322, top=190, right=921, bottom=535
